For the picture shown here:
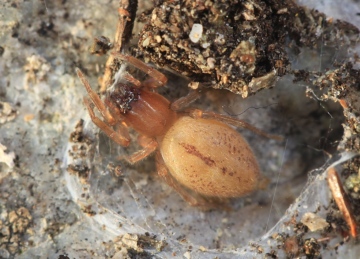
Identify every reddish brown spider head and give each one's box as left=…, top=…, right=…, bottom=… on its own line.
left=106, top=83, right=140, bottom=114
left=104, top=82, right=177, bottom=138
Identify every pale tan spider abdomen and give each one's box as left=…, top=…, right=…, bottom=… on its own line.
left=160, top=116, right=261, bottom=198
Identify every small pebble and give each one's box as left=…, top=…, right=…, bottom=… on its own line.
left=189, top=23, right=203, bottom=43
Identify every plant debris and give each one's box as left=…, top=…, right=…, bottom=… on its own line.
left=137, top=0, right=359, bottom=97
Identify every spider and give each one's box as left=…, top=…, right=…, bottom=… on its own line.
left=76, top=52, right=282, bottom=209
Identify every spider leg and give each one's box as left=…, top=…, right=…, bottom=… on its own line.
left=170, top=89, right=205, bottom=111
left=119, top=136, right=158, bottom=164
left=83, top=97, right=130, bottom=147
left=122, top=72, right=142, bottom=87
left=116, top=122, right=131, bottom=143
left=187, top=108, right=283, bottom=141
left=76, top=68, right=116, bottom=126
left=111, top=53, right=168, bottom=87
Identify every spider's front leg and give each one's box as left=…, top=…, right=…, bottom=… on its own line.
left=83, top=98, right=130, bottom=147
left=76, top=68, right=116, bottom=125
left=112, top=52, right=168, bottom=88
left=76, top=68, right=131, bottom=147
